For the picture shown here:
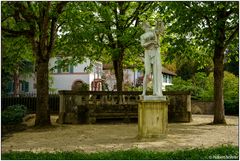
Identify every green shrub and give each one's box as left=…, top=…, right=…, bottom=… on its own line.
left=167, top=71, right=238, bottom=101
left=2, top=104, right=27, bottom=125
left=225, top=99, right=239, bottom=115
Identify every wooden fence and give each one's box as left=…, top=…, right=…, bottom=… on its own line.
left=1, top=93, right=59, bottom=114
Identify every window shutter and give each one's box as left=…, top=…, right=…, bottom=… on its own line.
left=21, top=81, right=25, bottom=92
left=7, top=81, right=13, bottom=93
left=57, top=67, right=61, bottom=73
left=25, top=82, right=29, bottom=92
left=70, top=65, right=74, bottom=73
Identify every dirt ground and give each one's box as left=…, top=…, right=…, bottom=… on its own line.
left=1, top=115, right=239, bottom=153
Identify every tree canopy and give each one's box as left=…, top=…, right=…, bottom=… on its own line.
left=57, top=2, right=159, bottom=91
left=2, top=1, right=68, bottom=126
left=160, top=1, right=239, bottom=124
left=2, top=2, right=238, bottom=125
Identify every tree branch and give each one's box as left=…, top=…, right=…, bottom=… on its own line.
left=14, top=2, right=38, bottom=22
left=1, top=15, right=14, bottom=22
left=56, top=1, right=68, bottom=14
left=224, top=25, right=239, bottom=50
left=125, top=2, right=153, bottom=28
left=183, top=2, right=214, bottom=39
left=56, top=21, right=66, bottom=31
left=2, top=28, right=33, bottom=37
left=183, top=2, right=191, bottom=9
left=204, top=15, right=214, bottom=38
left=226, top=24, right=239, bottom=31
left=48, top=2, right=68, bottom=54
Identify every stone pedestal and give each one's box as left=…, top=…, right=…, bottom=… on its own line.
left=138, top=99, right=168, bottom=139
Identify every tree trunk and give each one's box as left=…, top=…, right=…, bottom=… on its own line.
left=35, top=59, right=51, bottom=126
left=213, top=16, right=226, bottom=124
left=213, top=47, right=226, bottom=124
left=13, top=68, right=20, bottom=97
left=113, top=54, right=124, bottom=92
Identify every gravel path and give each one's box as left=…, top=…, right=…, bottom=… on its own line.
left=1, top=115, right=238, bottom=153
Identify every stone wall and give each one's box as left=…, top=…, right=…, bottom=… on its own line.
left=191, top=100, right=214, bottom=114
left=167, top=91, right=192, bottom=123
left=58, top=91, right=192, bottom=124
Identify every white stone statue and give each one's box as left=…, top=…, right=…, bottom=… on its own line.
left=140, top=20, right=165, bottom=98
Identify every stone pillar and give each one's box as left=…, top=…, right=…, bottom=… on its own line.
left=138, top=99, right=168, bottom=139
left=58, top=93, right=65, bottom=124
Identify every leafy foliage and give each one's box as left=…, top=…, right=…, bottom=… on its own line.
left=2, top=145, right=238, bottom=160
left=167, top=71, right=238, bottom=101
left=57, top=2, right=158, bottom=91
left=167, top=71, right=239, bottom=115
left=72, top=82, right=89, bottom=91
left=2, top=104, right=27, bottom=125
left=1, top=1, right=69, bottom=126
left=1, top=36, right=34, bottom=94
left=160, top=1, right=239, bottom=123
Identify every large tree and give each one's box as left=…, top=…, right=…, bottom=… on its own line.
left=58, top=2, right=157, bottom=91
left=1, top=1, right=68, bottom=126
left=161, top=1, right=239, bottom=124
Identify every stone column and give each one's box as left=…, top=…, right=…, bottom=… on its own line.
left=58, top=93, right=65, bottom=124
left=138, top=98, right=168, bottom=139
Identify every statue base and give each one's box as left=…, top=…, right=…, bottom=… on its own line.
left=138, top=99, right=168, bottom=139
left=140, top=95, right=166, bottom=101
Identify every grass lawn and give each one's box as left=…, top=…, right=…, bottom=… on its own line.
left=1, top=145, right=239, bottom=160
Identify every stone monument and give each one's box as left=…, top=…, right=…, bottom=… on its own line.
left=138, top=20, right=168, bottom=139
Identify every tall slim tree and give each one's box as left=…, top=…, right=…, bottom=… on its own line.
left=1, top=36, right=33, bottom=96
left=161, top=1, right=239, bottom=124
left=2, top=1, right=68, bottom=126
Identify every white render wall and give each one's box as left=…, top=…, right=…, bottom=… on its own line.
left=49, top=58, right=91, bottom=73
left=51, top=73, right=90, bottom=91
left=103, top=69, right=173, bottom=91
left=49, top=57, right=100, bottom=91
left=20, top=74, right=36, bottom=93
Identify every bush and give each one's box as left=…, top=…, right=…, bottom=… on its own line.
left=2, top=104, right=27, bottom=125
left=166, top=76, right=198, bottom=95
left=167, top=71, right=239, bottom=115
left=225, top=99, right=239, bottom=115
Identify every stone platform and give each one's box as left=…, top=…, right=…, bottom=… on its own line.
left=140, top=95, right=167, bottom=101
left=138, top=99, right=168, bottom=139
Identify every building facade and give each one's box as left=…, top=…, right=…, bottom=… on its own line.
left=6, top=59, right=176, bottom=94
left=6, top=57, right=103, bottom=94
left=102, top=64, right=176, bottom=91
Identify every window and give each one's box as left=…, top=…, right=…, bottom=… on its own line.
left=70, top=65, right=74, bottom=73
left=55, top=57, right=74, bottom=74
left=6, top=81, right=13, bottom=93
left=21, top=81, right=29, bottom=92
left=163, top=74, right=167, bottom=83
left=167, top=75, right=170, bottom=83
left=169, top=76, right=173, bottom=83
left=57, top=67, right=61, bottom=73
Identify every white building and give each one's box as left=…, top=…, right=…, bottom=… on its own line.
left=49, top=57, right=102, bottom=92
left=6, top=59, right=176, bottom=94
left=6, top=57, right=103, bottom=94
left=102, top=64, right=176, bottom=91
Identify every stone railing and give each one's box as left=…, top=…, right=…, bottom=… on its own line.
left=167, top=91, right=192, bottom=122
left=191, top=100, right=214, bottom=114
left=58, top=91, right=192, bottom=124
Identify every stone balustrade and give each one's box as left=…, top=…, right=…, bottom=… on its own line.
left=58, top=91, right=192, bottom=124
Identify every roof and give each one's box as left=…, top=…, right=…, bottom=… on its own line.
left=162, top=67, right=177, bottom=76
left=103, top=63, right=177, bottom=76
